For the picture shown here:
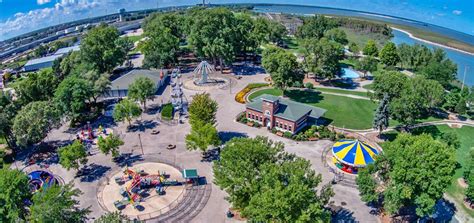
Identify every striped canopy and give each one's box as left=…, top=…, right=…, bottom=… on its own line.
left=332, top=140, right=379, bottom=167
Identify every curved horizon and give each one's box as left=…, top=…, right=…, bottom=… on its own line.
left=0, top=0, right=473, bottom=41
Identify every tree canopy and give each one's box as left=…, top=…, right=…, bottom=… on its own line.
left=95, top=212, right=130, bottom=223
left=12, top=101, right=60, bottom=147
left=363, top=39, right=379, bottom=57
left=113, top=98, right=142, bottom=127
left=80, top=24, right=131, bottom=73
left=379, top=42, right=400, bottom=67
left=58, top=140, right=88, bottom=170
left=54, top=76, right=93, bottom=118
left=127, top=77, right=156, bottom=111
left=0, top=168, right=30, bottom=222
left=324, top=28, right=348, bottom=45
left=262, top=47, right=303, bottom=91
left=357, top=134, right=456, bottom=217
left=185, top=121, right=220, bottom=152
left=296, top=15, right=337, bottom=39
left=13, top=69, right=58, bottom=105
left=188, top=93, right=218, bottom=126
left=98, top=133, right=124, bottom=158
left=214, top=137, right=332, bottom=222
left=29, top=183, right=89, bottom=223
left=302, top=38, right=344, bottom=79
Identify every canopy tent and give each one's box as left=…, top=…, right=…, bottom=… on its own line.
left=182, top=169, right=199, bottom=179
left=332, top=139, right=379, bottom=168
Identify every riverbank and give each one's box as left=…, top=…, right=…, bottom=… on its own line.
left=391, top=27, right=474, bottom=56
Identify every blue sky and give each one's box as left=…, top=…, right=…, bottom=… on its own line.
left=0, top=0, right=473, bottom=41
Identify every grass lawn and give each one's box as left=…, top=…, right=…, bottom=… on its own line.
left=341, top=27, right=389, bottom=49
left=363, top=83, right=374, bottom=90
left=282, top=36, right=305, bottom=54
left=384, top=125, right=474, bottom=217
left=248, top=88, right=378, bottom=129
left=313, top=87, right=370, bottom=97
left=124, top=35, right=142, bottom=43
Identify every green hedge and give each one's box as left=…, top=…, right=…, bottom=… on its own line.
left=161, top=103, right=174, bottom=120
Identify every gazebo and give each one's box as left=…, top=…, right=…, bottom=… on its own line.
left=331, top=139, right=379, bottom=174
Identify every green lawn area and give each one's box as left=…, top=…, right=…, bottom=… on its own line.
left=313, top=87, right=370, bottom=97
left=341, top=27, right=389, bottom=49
left=362, top=83, right=374, bottom=90
left=384, top=125, right=474, bottom=217
left=248, top=88, right=378, bottom=129
left=282, top=36, right=305, bottom=54
left=124, top=35, right=142, bottom=43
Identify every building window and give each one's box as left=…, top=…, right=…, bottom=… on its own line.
left=289, top=126, right=292, bottom=131
left=265, top=110, right=271, bottom=116
left=280, top=123, right=283, bottom=128
left=259, top=116, right=263, bottom=121
left=248, top=113, right=251, bottom=118
left=284, top=124, right=287, bottom=130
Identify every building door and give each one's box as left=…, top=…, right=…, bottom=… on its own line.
left=265, top=118, right=271, bottom=129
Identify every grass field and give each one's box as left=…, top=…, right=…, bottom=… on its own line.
left=385, top=125, right=474, bottom=217
left=362, top=83, right=374, bottom=90
left=313, top=87, right=370, bottom=97
left=124, top=35, right=143, bottom=43
left=340, top=27, right=390, bottom=49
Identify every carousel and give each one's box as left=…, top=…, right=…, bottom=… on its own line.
left=332, top=139, right=380, bottom=174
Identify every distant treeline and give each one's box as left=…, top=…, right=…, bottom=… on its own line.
left=334, top=17, right=393, bottom=37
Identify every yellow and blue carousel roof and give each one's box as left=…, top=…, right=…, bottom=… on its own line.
left=332, top=139, right=379, bottom=167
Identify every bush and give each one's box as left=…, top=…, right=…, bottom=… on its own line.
left=283, top=131, right=293, bottom=138
left=304, top=82, right=314, bottom=89
left=292, top=81, right=303, bottom=88
left=271, top=128, right=277, bottom=134
left=235, top=83, right=269, bottom=103
left=161, top=103, right=174, bottom=120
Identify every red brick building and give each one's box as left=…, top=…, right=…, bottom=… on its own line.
left=245, top=94, right=326, bottom=134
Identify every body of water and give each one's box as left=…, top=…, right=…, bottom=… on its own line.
left=253, top=4, right=474, bottom=86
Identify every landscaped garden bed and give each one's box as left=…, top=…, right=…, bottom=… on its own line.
left=234, top=83, right=269, bottom=103
left=161, top=103, right=174, bottom=121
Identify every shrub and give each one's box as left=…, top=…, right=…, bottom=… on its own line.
left=271, top=128, right=277, bottom=134
left=235, top=83, right=269, bottom=103
left=292, top=81, right=303, bottom=88
left=304, top=82, right=314, bottom=89
left=283, top=131, right=293, bottom=138
left=161, top=103, right=174, bottom=120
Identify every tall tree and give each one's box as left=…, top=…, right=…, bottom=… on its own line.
left=188, top=93, right=218, bottom=126
left=113, top=98, right=142, bottom=127
left=127, top=77, right=156, bottom=111
left=142, top=13, right=182, bottom=68
left=0, top=168, right=31, bottom=222
left=97, top=133, right=124, bottom=159
left=373, top=94, right=390, bottom=136
left=95, top=212, right=130, bottom=223
left=13, top=69, right=58, bottom=105
left=54, top=76, right=93, bottom=118
left=29, top=183, right=90, bottom=223
left=262, top=47, right=303, bottom=92
left=355, top=56, right=378, bottom=77
left=80, top=24, right=131, bottom=73
left=58, top=140, right=88, bottom=171
left=296, top=15, right=337, bottom=39
left=185, top=121, right=221, bottom=152
left=357, top=134, right=456, bottom=217
left=363, top=39, right=378, bottom=57
left=420, top=60, right=457, bottom=88
left=349, top=42, right=360, bottom=55
left=13, top=101, right=60, bottom=147
left=302, top=38, right=344, bottom=79
left=324, top=28, right=348, bottom=45
left=371, top=70, right=408, bottom=100
left=379, top=42, right=400, bottom=67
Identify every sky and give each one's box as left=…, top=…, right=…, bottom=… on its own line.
left=0, top=0, right=473, bottom=41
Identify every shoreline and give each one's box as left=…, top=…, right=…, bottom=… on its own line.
left=390, top=27, right=474, bottom=56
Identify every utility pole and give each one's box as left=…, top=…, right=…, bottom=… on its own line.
left=138, top=133, right=144, bottom=155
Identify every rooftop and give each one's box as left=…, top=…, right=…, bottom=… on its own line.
left=247, top=94, right=326, bottom=121
left=54, top=45, right=80, bottom=55
left=24, top=54, right=63, bottom=67
left=111, top=69, right=166, bottom=90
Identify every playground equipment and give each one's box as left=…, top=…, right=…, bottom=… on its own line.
left=170, top=68, right=188, bottom=114
left=76, top=124, right=110, bottom=145
left=28, top=170, right=58, bottom=193
left=113, top=167, right=179, bottom=210
left=193, top=61, right=215, bottom=84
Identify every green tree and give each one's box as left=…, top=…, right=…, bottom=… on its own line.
left=262, top=47, right=303, bottom=92
left=13, top=69, right=58, bottom=105
left=29, top=183, right=90, bottom=223
left=296, top=15, right=337, bottom=39
left=128, top=77, right=156, bottom=111
left=0, top=168, right=31, bottom=222
left=373, top=94, right=390, bottom=136
left=13, top=101, right=60, bottom=147
left=95, top=212, right=130, bottom=223
left=379, top=42, right=400, bottom=67
left=113, top=98, right=142, bottom=127
left=54, top=76, right=93, bottom=118
left=267, top=19, right=287, bottom=43
left=58, top=140, right=88, bottom=171
left=185, top=121, right=221, bottom=152
left=348, top=42, right=360, bottom=54
left=371, top=70, right=408, bottom=100
left=466, top=174, right=474, bottom=203
left=420, top=60, right=457, bottom=88
left=440, top=132, right=460, bottom=149
left=397, top=43, right=414, bottom=69
left=356, top=165, right=378, bottom=203
left=80, top=24, right=131, bottom=73
left=142, top=13, right=181, bottom=68
left=324, top=28, right=348, bottom=45
left=302, top=38, right=344, bottom=79
left=355, top=56, right=378, bottom=77
left=188, top=93, right=218, bottom=126
left=98, top=133, right=124, bottom=158
left=363, top=39, right=378, bottom=57
left=384, top=134, right=456, bottom=216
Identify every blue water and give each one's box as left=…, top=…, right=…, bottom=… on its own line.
left=341, top=68, right=360, bottom=79
left=391, top=29, right=474, bottom=86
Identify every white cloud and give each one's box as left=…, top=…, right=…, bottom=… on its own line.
left=37, top=0, right=52, bottom=5
left=452, top=10, right=462, bottom=15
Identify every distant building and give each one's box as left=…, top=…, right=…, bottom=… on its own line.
left=105, top=69, right=169, bottom=98
left=245, top=94, right=326, bottom=134
left=53, top=45, right=80, bottom=55
left=23, top=45, right=80, bottom=72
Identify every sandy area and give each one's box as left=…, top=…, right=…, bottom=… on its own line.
left=100, top=163, right=185, bottom=219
